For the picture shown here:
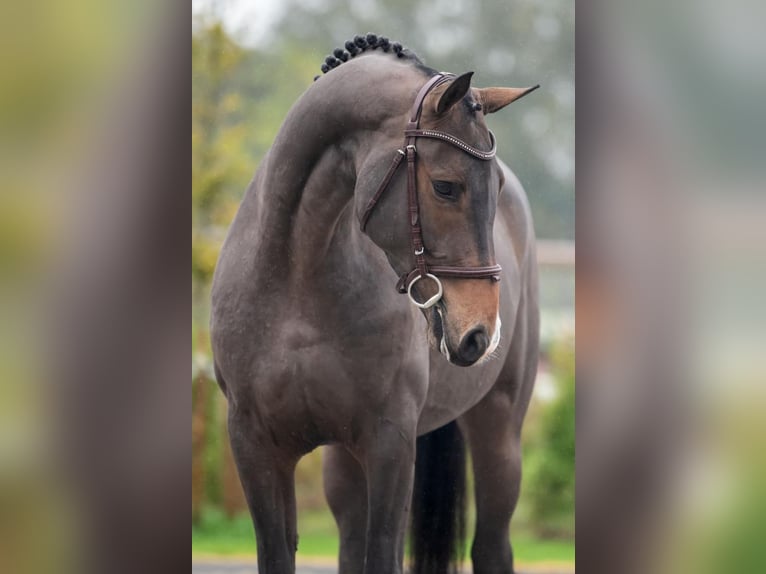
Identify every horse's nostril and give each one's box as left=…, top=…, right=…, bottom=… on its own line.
left=455, top=327, right=489, bottom=366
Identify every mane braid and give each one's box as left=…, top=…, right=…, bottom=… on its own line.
left=313, top=33, right=437, bottom=81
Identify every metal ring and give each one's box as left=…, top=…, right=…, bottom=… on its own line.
left=407, top=273, right=443, bottom=309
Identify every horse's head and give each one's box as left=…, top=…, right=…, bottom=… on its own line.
left=358, top=69, right=536, bottom=366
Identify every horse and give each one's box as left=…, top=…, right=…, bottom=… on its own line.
left=210, top=34, right=540, bottom=574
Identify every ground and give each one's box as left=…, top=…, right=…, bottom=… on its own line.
left=191, top=559, right=575, bottom=573
left=193, top=563, right=332, bottom=574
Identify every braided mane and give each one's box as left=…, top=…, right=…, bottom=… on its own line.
left=314, top=33, right=436, bottom=81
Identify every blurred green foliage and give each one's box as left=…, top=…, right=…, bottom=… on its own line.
left=192, top=22, right=252, bottom=288
left=523, top=336, right=575, bottom=538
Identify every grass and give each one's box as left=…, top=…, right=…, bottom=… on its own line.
left=192, top=508, right=574, bottom=565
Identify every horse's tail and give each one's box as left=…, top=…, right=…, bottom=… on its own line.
left=410, top=420, right=467, bottom=574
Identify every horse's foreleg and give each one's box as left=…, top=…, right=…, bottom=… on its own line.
left=460, top=390, right=521, bottom=574
left=323, top=445, right=368, bottom=574
left=228, top=408, right=298, bottom=574
left=359, top=418, right=416, bottom=574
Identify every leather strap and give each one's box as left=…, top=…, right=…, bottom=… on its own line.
left=407, top=74, right=453, bottom=126
left=360, top=149, right=405, bottom=231
left=361, top=73, right=503, bottom=295
left=360, top=76, right=453, bottom=232
left=406, top=144, right=428, bottom=277
left=396, top=265, right=503, bottom=294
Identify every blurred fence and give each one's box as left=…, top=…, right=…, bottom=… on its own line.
left=537, top=239, right=575, bottom=267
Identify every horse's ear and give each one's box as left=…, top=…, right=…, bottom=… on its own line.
left=435, top=72, right=474, bottom=115
left=477, top=84, right=540, bottom=114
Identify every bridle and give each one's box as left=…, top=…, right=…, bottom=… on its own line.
left=360, top=73, right=502, bottom=309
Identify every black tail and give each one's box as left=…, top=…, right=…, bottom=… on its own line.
left=410, top=421, right=467, bottom=574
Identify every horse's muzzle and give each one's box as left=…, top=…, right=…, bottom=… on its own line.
left=452, top=327, right=490, bottom=366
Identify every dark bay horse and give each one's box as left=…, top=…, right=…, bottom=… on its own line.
left=210, top=35, right=539, bottom=574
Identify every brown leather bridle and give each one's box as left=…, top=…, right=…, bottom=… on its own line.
left=360, top=73, right=502, bottom=309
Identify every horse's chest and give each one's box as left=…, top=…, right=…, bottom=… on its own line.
left=418, top=358, right=502, bottom=433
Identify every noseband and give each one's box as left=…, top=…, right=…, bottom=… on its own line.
left=360, top=74, right=503, bottom=309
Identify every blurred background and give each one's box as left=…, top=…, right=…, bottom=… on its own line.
left=191, top=0, right=575, bottom=567
left=3, top=0, right=762, bottom=572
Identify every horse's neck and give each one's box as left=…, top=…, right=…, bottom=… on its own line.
left=268, top=145, right=360, bottom=274
left=229, top=59, right=420, bottom=294
left=244, top=94, right=368, bottom=282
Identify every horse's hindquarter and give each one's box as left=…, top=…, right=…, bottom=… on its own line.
left=418, top=161, right=539, bottom=433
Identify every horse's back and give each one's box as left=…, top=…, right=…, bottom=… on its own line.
left=496, top=159, right=537, bottom=273
left=493, top=160, right=540, bottom=417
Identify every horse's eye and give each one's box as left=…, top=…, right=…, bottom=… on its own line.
left=432, top=180, right=458, bottom=200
